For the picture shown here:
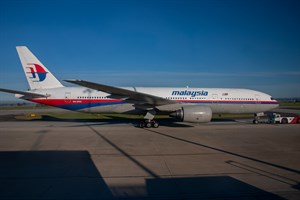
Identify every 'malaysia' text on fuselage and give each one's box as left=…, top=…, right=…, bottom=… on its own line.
left=171, top=90, right=209, bottom=97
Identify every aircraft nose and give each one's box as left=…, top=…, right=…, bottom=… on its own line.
left=269, top=96, right=279, bottom=109
left=272, top=100, right=279, bottom=109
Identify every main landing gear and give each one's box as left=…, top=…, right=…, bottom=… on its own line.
left=138, top=109, right=159, bottom=128
left=138, top=119, right=159, bottom=128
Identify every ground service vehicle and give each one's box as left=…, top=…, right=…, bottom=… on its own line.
left=268, top=113, right=300, bottom=124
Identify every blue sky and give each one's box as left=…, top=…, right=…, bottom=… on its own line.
left=0, top=0, right=299, bottom=102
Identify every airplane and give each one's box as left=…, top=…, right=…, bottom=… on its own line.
left=0, top=46, right=279, bottom=127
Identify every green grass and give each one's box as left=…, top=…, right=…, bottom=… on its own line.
left=0, top=105, right=51, bottom=110
left=279, top=102, right=300, bottom=108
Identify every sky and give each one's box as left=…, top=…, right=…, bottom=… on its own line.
left=0, top=0, right=299, bottom=102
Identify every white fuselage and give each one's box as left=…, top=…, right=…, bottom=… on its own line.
left=22, top=86, right=278, bottom=114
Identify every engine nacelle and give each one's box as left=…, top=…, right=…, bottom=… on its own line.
left=170, top=106, right=212, bottom=123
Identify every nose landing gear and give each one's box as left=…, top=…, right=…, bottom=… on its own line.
left=253, top=112, right=264, bottom=124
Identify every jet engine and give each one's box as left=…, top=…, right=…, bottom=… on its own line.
left=170, top=106, right=212, bottom=123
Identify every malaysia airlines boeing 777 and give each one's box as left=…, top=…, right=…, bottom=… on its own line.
left=0, top=46, right=278, bottom=127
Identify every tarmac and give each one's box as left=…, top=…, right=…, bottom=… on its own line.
left=0, top=111, right=299, bottom=199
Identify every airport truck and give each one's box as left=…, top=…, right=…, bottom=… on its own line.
left=268, top=113, right=300, bottom=124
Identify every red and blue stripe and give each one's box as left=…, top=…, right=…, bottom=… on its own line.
left=30, top=98, right=278, bottom=111
left=31, top=99, right=125, bottom=110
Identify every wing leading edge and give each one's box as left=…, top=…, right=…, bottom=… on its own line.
left=65, top=79, right=176, bottom=106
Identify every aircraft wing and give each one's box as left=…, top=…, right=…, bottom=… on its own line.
left=0, top=88, right=48, bottom=98
left=65, top=79, right=176, bottom=106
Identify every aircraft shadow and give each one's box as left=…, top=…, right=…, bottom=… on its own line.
left=0, top=151, right=285, bottom=200
left=211, top=118, right=237, bottom=122
left=9, top=114, right=195, bottom=127
left=0, top=114, right=244, bottom=127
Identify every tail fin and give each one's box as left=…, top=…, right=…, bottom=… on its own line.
left=16, top=46, right=63, bottom=90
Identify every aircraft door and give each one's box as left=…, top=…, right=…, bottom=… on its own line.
left=211, top=94, right=219, bottom=112
left=65, top=92, right=71, bottom=103
left=255, top=94, right=261, bottom=104
left=212, top=94, right=218, bottom=103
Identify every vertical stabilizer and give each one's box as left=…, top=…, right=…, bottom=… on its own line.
left=16, top=46, right=63, bottom=90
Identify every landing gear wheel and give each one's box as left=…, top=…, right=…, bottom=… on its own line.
left=138, top=121, right=145, bottom=128
left=253, top=113, right=262, bottom=124
left=138, top=120, right=160, bottom=128
left=152, top=122, right=159, bottom=128
left=145, top=122, right=152, bottom=128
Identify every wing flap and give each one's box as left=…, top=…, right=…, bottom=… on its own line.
left=65, top=79, right=175, bottom=106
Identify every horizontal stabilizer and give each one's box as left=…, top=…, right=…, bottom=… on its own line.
left=0, top=88, right=48, bottom=98
left=65, top=79, right=175, bottom=106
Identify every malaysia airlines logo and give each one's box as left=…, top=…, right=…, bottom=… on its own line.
left=26, top=64, right=48, bottom=82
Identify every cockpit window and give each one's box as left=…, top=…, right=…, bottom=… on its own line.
left=270, top=97, right=275, bottom=100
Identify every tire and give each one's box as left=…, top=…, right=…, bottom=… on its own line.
left=145, top=122, right=152, bottom=128
left=253, top=120, right=259, bottom=124
left=152, top=122, right=159, bottom=128
left=281, top=118, right=288, bottom=124
left=139, top=121, right=145, bottom=128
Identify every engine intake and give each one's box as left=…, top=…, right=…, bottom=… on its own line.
left=170, top=106, right=212, bottom=123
